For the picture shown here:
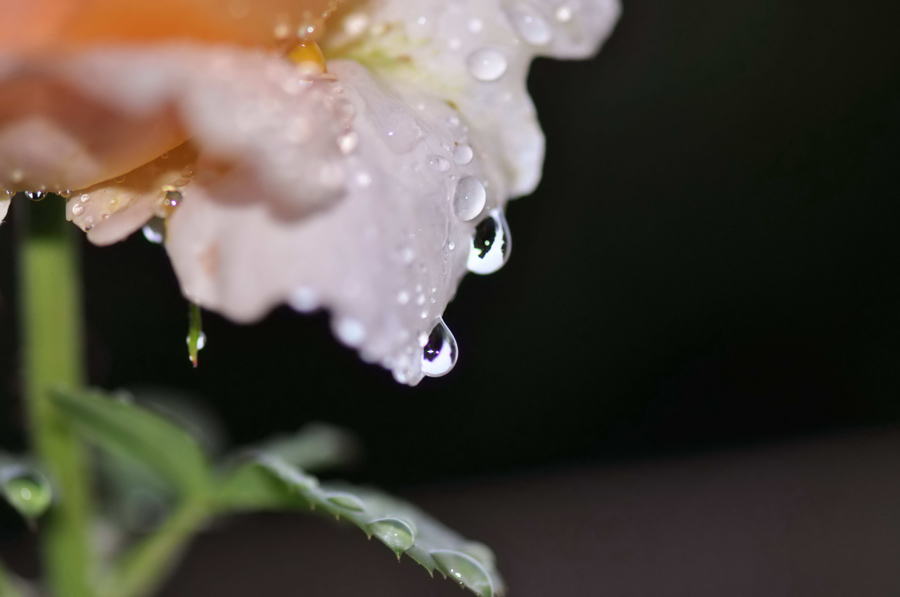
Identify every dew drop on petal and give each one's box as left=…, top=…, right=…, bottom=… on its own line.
left=453, top=177, right=487, bottom=221
left=468, top=210, right=512, bottom=275
left=429, top=155, right=451, bottom=172
left=422, top=318, right=458, bottom=378
left=505, top=3, right=553, bottom=45
left=333, top=317, right=366, bottom=348
left=467, top=49, right=508, bottom=82
left=71, top=202, right=84, bottom=216
left=289, top=286, right=320, bottom=313
left=453, top=144, right=474, bottom=165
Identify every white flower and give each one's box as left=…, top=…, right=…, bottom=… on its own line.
left=0, top=0, right=620, bottom=384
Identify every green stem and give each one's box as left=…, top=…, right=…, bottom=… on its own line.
left=102, top=501, right=208, bottom=597
left=0, top=559, right=25, bottom=597
left=18, top=197, right=94, bottom=597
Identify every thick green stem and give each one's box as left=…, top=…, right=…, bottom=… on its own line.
left=18, top=197, right=94, bottom=597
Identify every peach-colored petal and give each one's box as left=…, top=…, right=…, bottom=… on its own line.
left=68, top=142, right=198, bottom=244
left=0, top=0, right=343, bottom=55
left=0, top=74, right=186, bottom=194
left=0, top=195, right=9, bottom=224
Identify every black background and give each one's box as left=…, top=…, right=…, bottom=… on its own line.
left=2, top=0, right=900, bottom=583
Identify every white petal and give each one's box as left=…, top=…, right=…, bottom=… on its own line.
left=325, top=0, right=621, bottom=196
left=162, top=55, right=499, bottom=385
left=0, top=195, right=9, bottom=224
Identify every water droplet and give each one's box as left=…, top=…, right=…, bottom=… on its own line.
left=429, top=156, right=452, bottom=172
left=334, top=317, right=366, bottom=348
left=369, top=518, right=415, bottom=554
left=157, top=189, right=182, bottom=218
left=326, top=493, right=366, bottom=512
left=468, top=210, right=512, bottom=275
left=398, top=291, right=411, bottom=305
left=505, top=3, right=553, bottom=45
left=337, top=131, right=359, bottom=154
left=71, top=202, right=85, bottom=216
left=422, top=318, right=458, bottom=378
left=1, top=467, right=52, bottom=520
left=453, top=177, right=487, bottom=221
left=80, top=193, right=90, bottom=203
left=142, top=219, right=166, bottom=244
left=467, top=49, right=508, bottom=82
left=185, top=332, right=207, bottom=351
left=289, top=286, right=320, bottom=313
left=114, top=175, right=126, bottom=183
left=453, top=144, right=474, bottom=165
left=555, top=5, right=574, bottom=23
left=430, top=550, right=495, bottom=597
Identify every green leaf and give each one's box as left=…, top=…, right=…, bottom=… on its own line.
left=215, top=456, right=505, bottom=597
left=228, top=424, right=358, bottom=473
left=51, top=388, right=211, bottom=498
left=0, top=461, right=52, bottom=521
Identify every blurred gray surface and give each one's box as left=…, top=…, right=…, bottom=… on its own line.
left=162, top=429, right=900, bottom=597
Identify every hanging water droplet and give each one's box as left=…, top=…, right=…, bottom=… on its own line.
left=289, top=286, right=320, bottom=313
left=453, top=177, right=487, bottom=221
left=468, top=210, right=512, bottom=275
left=430, top=550, right=495, bottom=597
left=467, top=49, right=508, bottom=82
left=142, top=218, right=166, bottom=244
left=453, top=144, right=474, bottom=165
left=504, top=3, right=553, bottom=45
left=326, top=493, right=366, bottom=512
left=422, top=318, right=458, bottom=378
left=0, top=467, right=53, bottom=520
left=333, top=317, right=366, bottom=348
left=369, top=518, right=415, bottom=554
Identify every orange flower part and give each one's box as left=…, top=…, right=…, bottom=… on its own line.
left=0, top=0, right=341, bottom=55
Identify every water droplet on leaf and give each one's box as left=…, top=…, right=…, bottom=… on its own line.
left=431, top=550, right=495, bottom=597
left=1, top=468, right=52, bottom=520
left=369, top=518, right=415, bottom=554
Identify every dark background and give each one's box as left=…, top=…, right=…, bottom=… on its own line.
left=2, top=0, right=900, bottom=594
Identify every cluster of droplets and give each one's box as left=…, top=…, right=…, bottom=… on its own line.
left=281, top=470, right=498, bottom=597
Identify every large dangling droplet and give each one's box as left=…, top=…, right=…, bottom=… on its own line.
left=467, top=210, right=512, bottom=275
left=421, top=318, right=458, bottom=378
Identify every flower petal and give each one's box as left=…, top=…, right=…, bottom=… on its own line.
left=324, top=0, right=621, bottom=196
left=162, top=55, right=500, bottom=384
left=0, top=0, right=343, bottom=54
left=0, top=194, right=9, bottom=224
